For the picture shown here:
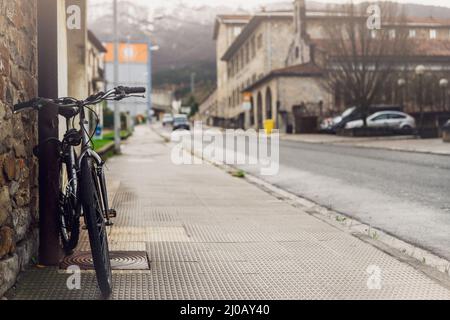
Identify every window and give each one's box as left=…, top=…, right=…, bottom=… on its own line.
left=389, top=29, right=396, bottom=39
left=430, top=29, right=437, bottom=39
left=372, top=114, right=389, bottom=121
left=409, top=29, right=416, bottom=38
left=233, top=26, right=242, bottom=37
left=245, top=43, right=250, bottom=64
left=250, top=37, right=256, bottom=58
left=257, top=34, right=263, bottom=49
left=295, top=47, right=300, bottom=59
left=389, top=114, right=406, bottom=119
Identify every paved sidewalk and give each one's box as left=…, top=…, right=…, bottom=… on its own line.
left=282, top=134, right=450, bottom=155
left=10, top=126, right=450, bottom=300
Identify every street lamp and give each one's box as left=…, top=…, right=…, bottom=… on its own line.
left=147, top=42, right=159, bottom=125
left=439, top=78, right=449, bottom=111
left=113, top=0, right=121, bottom=153
left=415, top=65, right=426, bottom=137
left=397, top=78, right=406, bottom=108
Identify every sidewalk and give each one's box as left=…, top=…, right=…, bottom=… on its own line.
left=282, top=134, right=450, bottom=156
left=9, top=126, right=450, bottom=300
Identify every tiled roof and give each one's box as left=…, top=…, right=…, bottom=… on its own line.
left=311, top=38, right=450, bottom=58
left=271, top=62, right=323, bottom=76
left=243, top=62, right=323, bottom=92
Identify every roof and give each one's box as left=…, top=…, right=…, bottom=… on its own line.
left=385, top=16, right=450, bottom=27
left=221, top=12, right=293, bottom=61
left=310, top=38, right=450, bottom=59
left=243, top=62, right=323, bottom=92
left=88, top=30, right=107, bottom=53
left=213, top=14, right=252, bottom=40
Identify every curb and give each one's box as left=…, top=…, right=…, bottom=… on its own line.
left=241, top=173, right=450, bottom=286
left=281, top=135, right=450, bottom=157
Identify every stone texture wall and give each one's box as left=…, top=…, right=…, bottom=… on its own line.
left=0, top=0, right=39, bottom=298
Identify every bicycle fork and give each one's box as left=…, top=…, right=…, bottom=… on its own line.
left=96, top=163, right=117, bottom=226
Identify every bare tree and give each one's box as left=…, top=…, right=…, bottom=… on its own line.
left=320, top=1, right=411, bottom=125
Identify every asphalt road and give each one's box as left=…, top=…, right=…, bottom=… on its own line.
left=238, top=140, right=450, bottom=260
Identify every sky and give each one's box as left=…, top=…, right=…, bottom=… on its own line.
left=122, top=0, right=450, bottom=9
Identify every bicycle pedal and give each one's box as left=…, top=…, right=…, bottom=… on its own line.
left=107, top=209, right=117, bottom=218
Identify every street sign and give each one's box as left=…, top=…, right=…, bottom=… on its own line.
left=242, top=92, right=252, bottom=111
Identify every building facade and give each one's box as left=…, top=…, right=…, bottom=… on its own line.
left=200, top=0, right=450, bottom=134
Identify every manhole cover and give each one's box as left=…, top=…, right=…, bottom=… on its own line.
left=60, top=251, right=150, bottom=270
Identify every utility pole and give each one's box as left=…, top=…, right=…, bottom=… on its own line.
left=147, top=40, right=153, bottom=124
left=113, top=0, right=121, bottom=153
left=190, top=72, right=196, bottom=95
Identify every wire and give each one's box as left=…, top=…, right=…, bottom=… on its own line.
left=81, top=105, right=100, bottom=150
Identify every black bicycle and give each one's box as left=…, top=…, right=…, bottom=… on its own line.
left=14, top=86, right=146, bottom=297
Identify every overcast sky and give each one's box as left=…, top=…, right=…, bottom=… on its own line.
left=125, top=0, right=450, bottom=9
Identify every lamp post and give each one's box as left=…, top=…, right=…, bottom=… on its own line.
left=415, top=65, right=425, bottom=137
left=439, top=78, right=449, bottom=111
left=397, top=78, right=406, bottom=109
left=147, top=42, right=159, bottom=125
left=113, top=0, right=121, bottom=153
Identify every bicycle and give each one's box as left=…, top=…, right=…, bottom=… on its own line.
left=14, top=86, right=146, bottom=297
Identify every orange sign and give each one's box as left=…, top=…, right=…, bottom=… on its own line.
left=104, top=43, right=149, bottom=63
left=243, top=92, right=252, bottom=102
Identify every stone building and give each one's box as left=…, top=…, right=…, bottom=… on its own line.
left=0, top=0, right=39, bottom=297
left=201, top=0, right=450, bottom=134
left=208, top=14, right=251, bottom=127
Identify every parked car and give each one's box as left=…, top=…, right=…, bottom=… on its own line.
left=345, top=111, right=416, bottom=132
left=332, top=105, right=403, bottom=132
left=173, top=114, right=190, bottom=131
left=162, top=113, right=174, bottom=127
left=320, top=116, right=343, bottom=133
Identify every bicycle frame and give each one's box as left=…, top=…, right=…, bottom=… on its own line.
left=64, top=105, right=112, bottom=224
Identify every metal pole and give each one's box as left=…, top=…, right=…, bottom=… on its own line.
left=419, top=75, right=424, bottom=138
left=37, top=0, right=63, bottom=265
left=113, top=0, right=121, bottom=153
left=147, top=41, right=153, bottom=124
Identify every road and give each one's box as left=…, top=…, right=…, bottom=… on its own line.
left=238, top=139, right=450, bottom=260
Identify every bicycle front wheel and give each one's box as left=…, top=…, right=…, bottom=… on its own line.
left=80, top=157, right=113, bottom=298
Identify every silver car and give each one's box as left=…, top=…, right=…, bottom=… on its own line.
left=346, top=111, right=416, bottom=131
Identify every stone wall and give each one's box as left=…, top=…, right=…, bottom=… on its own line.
left=0, top=0, right=39, bottom=298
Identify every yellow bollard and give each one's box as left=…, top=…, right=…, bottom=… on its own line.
left=264, top=119, right=275, bottom=135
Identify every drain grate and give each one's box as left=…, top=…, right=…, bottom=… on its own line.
left=60, top=251, right=150, bottom=271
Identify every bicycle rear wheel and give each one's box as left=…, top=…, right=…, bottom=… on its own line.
left=80, top=157, right=112, bottom=297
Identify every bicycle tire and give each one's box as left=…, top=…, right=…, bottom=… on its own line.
left=80, top=156, right=113, bottom=297
left=59, top=161, right=81, bottom=255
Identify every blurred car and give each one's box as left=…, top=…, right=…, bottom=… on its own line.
left=173, top=114, right=190, bottom=131
left=162, top=113, right=174, bottom=127
left=332, top=105, right=403, bottom=132
left=320, top=116, right=342, bottom=133
left=345, top=111, right=416, bottom=132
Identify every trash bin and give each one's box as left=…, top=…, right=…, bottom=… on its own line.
left=443, top=120, right=450, bottom=143
left=264, top=119, right=275, bottom=135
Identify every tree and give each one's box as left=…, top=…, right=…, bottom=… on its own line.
left=321, top=1, right=411, bottom=126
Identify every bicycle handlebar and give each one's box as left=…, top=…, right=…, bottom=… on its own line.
left=13, top=98, right=40, bottom=113
left=117, top=86, right=146, bottom=95
left=13, top=86, right=146, bottom=114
